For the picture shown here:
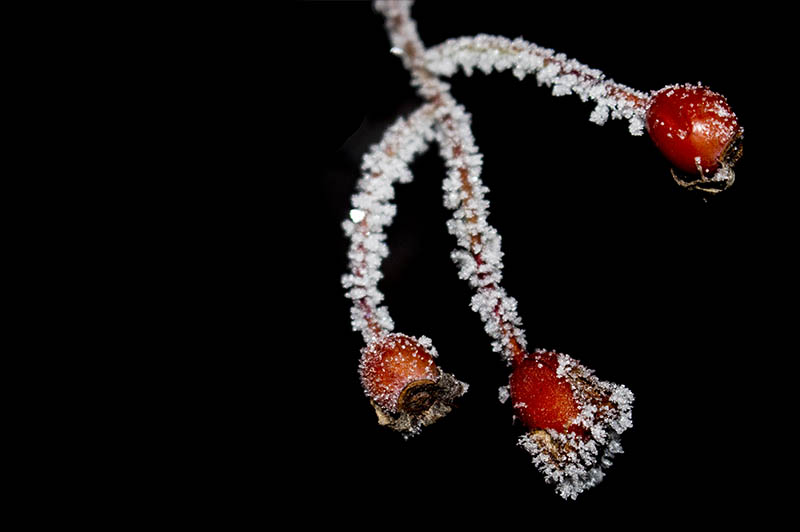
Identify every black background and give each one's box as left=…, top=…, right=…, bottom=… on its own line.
left=16, top=1, right=792, bottom=525
left=272, top=0, right=788, bottom=525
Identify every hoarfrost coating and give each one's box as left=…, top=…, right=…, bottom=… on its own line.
left=424, top=34, right=649, bottom=136
left=342, top=104, right=438, bottom=343
left=435, top=95, right=528, bottom=365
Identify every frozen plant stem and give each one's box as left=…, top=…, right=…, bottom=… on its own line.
left=424, top=34, right=650, bottom=136
left=342, top=102, right=468, bottom=437
left=342, top=103, right=438, bottom=343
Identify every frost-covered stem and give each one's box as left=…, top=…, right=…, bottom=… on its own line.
left=425, top=34, right=650, bottom=136
left=342, top=104, right=437, bottom=343
left=344, top=1, right=447, bottom=344
left=436, top=100, right=528, bottom=366
left=376, top=0, right=452, bottom=100
left=376, top=0, right=527, bottom=365
left=427, top=35, right=648, bottom=106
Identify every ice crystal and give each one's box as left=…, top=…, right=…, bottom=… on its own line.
left=498, top=385, right=510, bottom=404
left=416, top=335, right=438, bottom=357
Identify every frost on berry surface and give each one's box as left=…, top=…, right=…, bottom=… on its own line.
left=517, top=350, right=634, bottom=500
left=424, top=34, right=649, bottom=136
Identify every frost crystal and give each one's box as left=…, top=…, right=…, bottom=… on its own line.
left=498, top=385, right=510, bottom=404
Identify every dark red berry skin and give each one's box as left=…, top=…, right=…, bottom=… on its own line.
left=359, top=333, right=440, bottom=413
left=646, top=84, right=740, bottom=175
left=509, top=352, right=579, bottom=432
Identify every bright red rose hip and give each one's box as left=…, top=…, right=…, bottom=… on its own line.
left=509, top=351, right=579, bottom=432
left=646, top=84, right=742, bottom=175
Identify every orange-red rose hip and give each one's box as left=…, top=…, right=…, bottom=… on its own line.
left=509, top=352, right=579, bottom=432
left=646, top=84, right=741, bottom=175
left=359, top=333, right=440, bottom=413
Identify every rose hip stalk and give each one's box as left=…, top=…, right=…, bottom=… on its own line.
left=431, top=62, right=635, bottom=498
left=342, top=102, right=467, bottom=437
left=433, top=89, right=635, bottom=496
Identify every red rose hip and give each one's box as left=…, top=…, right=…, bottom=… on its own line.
left=359, top=333, right=441, bottom=414
left=509, top=351, right=579, bottom=432
left=646, top=84, right=742, bottom=176
left=510, top=350, right=635, bottom=499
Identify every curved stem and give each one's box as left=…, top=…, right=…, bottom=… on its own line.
left=424, top=34, right=651, bottom=136
left=342, top=104, right=437, bottom=343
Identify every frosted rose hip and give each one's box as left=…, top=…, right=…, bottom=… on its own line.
left=359, top=333, right=440, bottom=413
left=510, top=351, right=579, bottom=432
left=510, top=350, right=635, bottom=499
left=646, top=84, right=741, bottom=175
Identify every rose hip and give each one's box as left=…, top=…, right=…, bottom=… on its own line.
left=646, top=84, right=742, bottom=176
